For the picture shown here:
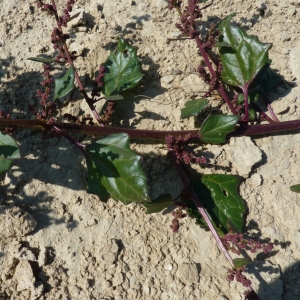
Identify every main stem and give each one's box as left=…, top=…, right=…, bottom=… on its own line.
left=2, top=118, right=300, bottom=140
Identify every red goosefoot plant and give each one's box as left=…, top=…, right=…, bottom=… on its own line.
left=1, top=0, right=300, bottom=298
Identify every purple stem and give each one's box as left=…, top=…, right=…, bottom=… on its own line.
left=52, top=125, right=87, bottom=155
left=243, top=84, right=250, bottom=122
left=2, top=118, right=300, bottom=139
left=267, top=103, right=280, bottom=122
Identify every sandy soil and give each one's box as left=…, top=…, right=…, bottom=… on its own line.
left=1, top=0, right=300, bottom=299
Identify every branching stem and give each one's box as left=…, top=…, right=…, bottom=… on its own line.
left=50, top=0, right=103, bottom=126
left=193, top=35, right=237, bottom=115
left=168, top=150, right=260, bottom=298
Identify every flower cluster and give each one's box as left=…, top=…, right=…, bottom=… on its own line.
left=91, top=66, right=106, bottom=99
left=0, top=110, right=10, bottom=119
left=227, top=267, right=252, bottom=287
left=30, top=64, right=56, bottom=123
left=51, top=28, right=70, bottom=48
left=170, top=207, right=186, bottom=233
left=0, top=110, right=14, bottom=135
left=174, top=0, right=202, bottom=38
left=38, top=1, right=76, bottom=62
left=166, top=134, right=207, bottom=165
left=63, top=113, right=94, bottom=125
left=100, top=101, right=115, bottom=125
left=197, top=26, right=223, bottom=93
left=167, top=0, right=183, bottom=10
left=36, top=64, right=54, bottom=107
left=36, top=1, right=55, bottom=15
left=221, top=232, right=273, bottom=255
left=202, top=24, right=220, bottom=51
left=59, top=0, right=75, bottom=27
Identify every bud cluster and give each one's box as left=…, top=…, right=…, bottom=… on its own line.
left=38, top=1, right=76, bottom=62
left=30, top=64, right=56, bottom=123
left=0, top=110, right=14, bottom=135
left=202, top=24, right=220, bottom=51
left=170, top=207, right=186, bottom=233
left=36, top=64, right=54, bottom=107
left=91, top=66, right=106, bottom=99
left=221, top=232, right=273, bottom=255
left=59, top=0, right=75, bottom=27
left=167, top=0, right=183, bottom=10
left=36, top=1, right=55, bottom=15
left=227, top=267, right=252, bottom=287
left=197, top=25, right=223, bottom=94
left=0, top=110, right=10, bottom=119
left=166, top=134, right=207, bottom=165
left=174, top=0, right=202, bottom=38
left=63, top=113, right=94, bottom=125
left=100, top=101, right=115, bottom=125
left=50, top=28, right=73, bottom=62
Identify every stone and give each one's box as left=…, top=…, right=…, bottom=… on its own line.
left=68, top=9, right=86, bottom=28
left=13, top=260, right=35, bottom=291
left=226, top=137, right=262, bottom=177
left=176, top=263, right=199, bottom=283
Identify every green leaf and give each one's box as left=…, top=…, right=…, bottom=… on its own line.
left=0, top=132, right=21, bottom=174
left=27, top=57, right=56, bottom=63
left=102, top=37, right=144, bottom=96
left=104, top=95, right=124, bottom=101
left=233, top=258, right=251, bottom=268
left=85, top=133, right=150, bottom=204
left=218, top=15, right=272, bottom=90
left=199, top=114, right=240, bottom=144
left=181, top=98, right=208, bottom=119
left=190, top=174, right=246, bottom=235
left=54, top=65, right=74, bottom=100
left=290, top=184, right=300, bottom=193
left=142, top=194, right=173, bottom=214
left=214, top=13, right=236, bottom=33
left=254, top=60, right=282, bottom=95
left=214, top=41, right=232, bottom=48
